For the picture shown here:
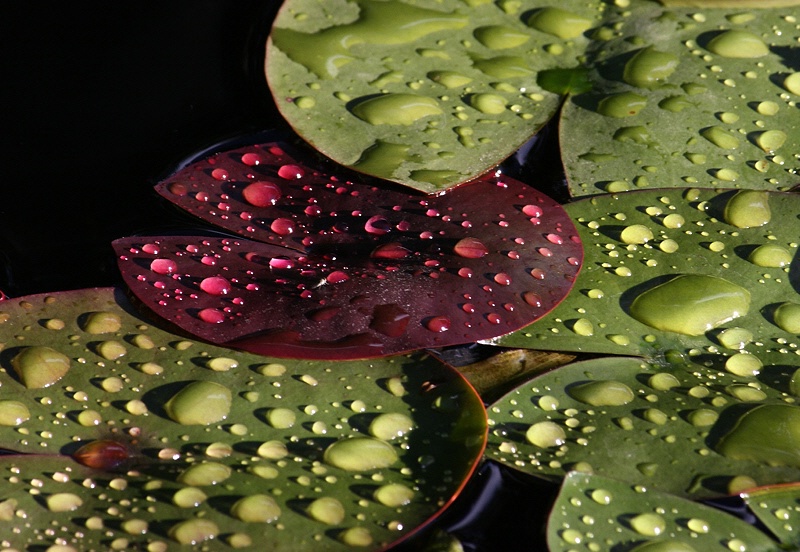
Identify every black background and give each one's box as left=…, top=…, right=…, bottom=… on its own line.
left=0, top=2, right=557, bottom=549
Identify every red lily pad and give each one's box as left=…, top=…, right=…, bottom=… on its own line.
left=113, top=143, right=582, bottom=359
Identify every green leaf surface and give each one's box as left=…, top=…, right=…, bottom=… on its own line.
left=486, top=355, right=800, bottom=498
left=743, top=483, right=800, bottom=547
left=548, top=471, right=779, bottom=552
left=265, top=0, right=600, bottom=193
left=562, top=1, right=800, bottom=197
left=0, top=288, right=486, bottom=550
left=498, top=188, right=800, bottom=360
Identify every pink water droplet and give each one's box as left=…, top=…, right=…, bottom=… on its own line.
left=150, top=258, right=177, bottom=275
left=278, top=164, right=304, bottom=179
left=425, top=316, right=451, bottom=333
left=271, top=218, right=295, bottom=235
left=168, top=182, right=188, bottom=196
left=494, top=273, right=512, bottom=286
left=462, top=303, right=475, bottom=313
left=326, top=271, right=349, bottom=284
left=241, top=152, right=262, bottom=166
left=232, top=297, right=244, bottom=305
left=503, top=303, right=515, bottom=312
left=365, top=215, right=391, bottom=235
left=454, top=237, right=489, bottom=259
left=461, top=221, right=472, bottom=229
left=530, top=268, right=546, bottom=280
left=457, top=267, right=474, bottom=278
left=242, top=181, right=281, bottom=207
left=523, top=291, right=542, bottom=307
left=420, top=231, right=434, bottom=240
left=507, top=250, right=520, bottom=260
left=304, top=205, right=321, bottom=216
left=154, top=281, right=166, bottom=290
left=424, top=260, right=439, bottom=268
left=142, top=243, right=160, bottom=255
left=200, top=277, right=231, bottom=295
left=195, top=192, right=209, bottom=202
left=370, top=304, right=410, bottom=337
left=487, top=313, right=501, bottom=324
left=371, top=243, right=410, bottom=260
left=568, top=257, right=580, bottom=266
left=538, top=248, right=553, bottom=257
left=546, top=233, right=563, bottom=245
left=522, top=204, right=543, bottom=217
left=198, top=308, right=226, bottom=324
left=211, top=168, right=229, bottom=180
left=246, top=283, right=260, bottom=291
left=269, top=258, right=294, bottom=270
left=201, top=256, right=216, bottom=266
left=185, top=244, right=199, bottom=253
left=426, top=209, right=440, bottom=217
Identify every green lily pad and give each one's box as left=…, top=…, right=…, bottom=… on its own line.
left=0, top=288, right=486, bottom=550
left=265, top=0, right=600, bottom=192
left=743, top=483, right=800, bottom=546
left=498, top=188, right=800, bottom=360
left=562, top=0, right=800, bottom=197
left=487, top=354, right=800, bottom=498
left=548, top=471, right=778, bottom=552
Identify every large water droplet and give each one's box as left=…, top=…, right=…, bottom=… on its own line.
left=775, top=302, right=800, bottom=334
left=707, top=30, right=769, bottom=58
left=374, top=483, right=415, bottom=507
left=324, top=437, right=398, bottom=471
left=716, top=404, right=800, bottom=467
left=748, top=244, right=792, bottom=267
left=242, top=181, right=281, bottom=207
left=597, top=92, right=647, bottom=118
left=178, top=462, right=232, bottom=486
left=351, top=94, right=442, bottom=125
left=701, top=127, right=739, bottom=149
left=165, top=381, right=232, bottom=425
left=307, top=497, right=345, bottom=525
left=725, top=353, right=762, bottom=377
left=169, top=518, right=219, bottom=545
left=629, top=275, right=750, bottom=336
left=0, top=400, right=29, bottom=426
left=454, top=237, right=489, bottom=258
left=369, top=304, right=410, bottom=337
left=473, top=25, right=530, bottom=49
left=717, top=327, right=753, bottom=350
left=46, top=492, right=83, bottom=513
left=369, top=412, right=414, bottom=440
left=231, top=494, right=281, bottom=523
left=568, top=380, right=634, bottom=406
left=754, top=130, right=787, bottom=153
left=526, top=421, right=566, bottom=448
left=620, top=224, right=654, bottom=244
left=526, top=7, right=592, bottom=39
left=11, top=346, right=70, bottom=389
left=723, top=190, right=770, bottom=228
left=623, top=47, right=679, bottom=88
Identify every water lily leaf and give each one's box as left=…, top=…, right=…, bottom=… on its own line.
left=498, top=188, right=800, bottom=360
left=486, top=354, right=800, bottom=499
left=265, top=0, right=601, bottom=193
left=562, top=1, right=800, bottom=197
left=115, top=142, right=582, bottom=360
left=743, top=483, right=800, bottom=546
left=0, top=288, right=486, bottom=550
left=548, top=472, right=778, bottom=552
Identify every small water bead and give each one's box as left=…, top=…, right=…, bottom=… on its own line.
left=230, top=494, right=281, bottom=523
left=165, top=381, right=232, bottom=425
left=525, top=421, right=566, bottom=448
left=748, top=244, right=792, bottom=268
left=178, top=462, right=232, bottom=486
left=586, top=289, right=604, bottom=299
left=307, top=497, right=345, bottom=525
left=726, top=539, right=747, bottom=552
left=526, top=7, right=592, bottom=39
left=324, top=437, right=398, bottom=471
left=716, top=404, right=800, bottom=467
left=724, top=190, right=770, bottom=228
left=46, top=492, right=83, bottom=513
left=629, top=512, right=666, bottom=536
left=11, top=346, right=70, bottom=389
left=169, top=519, right=219, bottom=545
left=571, top=318, right=594, bottom=336
left=81, top=311, right=122, bottom=334
left=568, top=380, right=634, bottom=406
left=775, top=302, right=800, bottom=334
left=707, top=30, right=769, bottom=58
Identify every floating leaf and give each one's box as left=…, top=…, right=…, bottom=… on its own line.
left=561, top=1, right=800, bottom=196
left=743, top=483, right=800, bottom=546
left=498, top=188, right=800, bottom=359
left=548, top=472, right=778, bottom=552
left=115, top=142, right=581, bottom=359
left=0, top=288, right=486, bottom=550
left=265, top=0, right=599, bottom=192
left=486, top=351, right=800, bottom=498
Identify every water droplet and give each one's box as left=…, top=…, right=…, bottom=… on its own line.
left=266, top=407, right=296, bottom=429
left=374, top=483, right=414, bottom=507
left=425, top=316, right=451, bottom=332
left=707, top=30, right=769, bottom=58
left=717, top=327, right=753, bottom=350
left=523, top=291, right=543, bottom=307
left=365, top=215, right=391, bottom=235
left=150, top=258, right=178, bottom=275
left=231, top=494, right=281, bottom=523
left=568, top=380, right=634, bottom=406
left=525, top=421, right=566, bottom=448
left=169, top=518, right=219, bottom=545
left=724, top=190, right=770, bottom=228
left=569, top=318, right=593, bottom=336
left=526, top=7, right=592, bottom=39
left=371, top=242, right=410, bottom=259
left=473, top=25, right=530, bottom=49
left=46, top=492, right=83, bottom=513
left=630, top=512, right=666, bottom=536
left=623, top=47, right=679, bottom=88
left=597, top=92, right=647, bottom=118
left=165, top=381, right=232, bottom=425
left=0, top=400, right=29, bottom=426
left=470, top=93, right=507, bottom=114
left=307, top=496, right=345, bottom=525
left=590, top=488, right=612, bottom=505
left=270, top=217, right=295, bottom=235
left=198, top=308, right=226, bottom=324
left=277, top=164, right=304, bottom=180
left=428, top=70, right=472, bottom=88
left=775, top=302, right=800, bottom=334
left=701, top=126, right=739, bottom=149
left=454, top=237, right=489, bottom=258
left=340, top=527, right=373, bottom=547
left=748, top=244, right=792, bottom=268
left=369, top=412, right=414, bottom=440
left=81, top=311, right=122, bottom=334
left=324, top=437, right=398, bottom=471
left=620, top=224, right=654, bottom=244
left=200, top=276, right=231, bottom=296
left=716, top=405, right=800, bottom=467
left=352, top=93, right=442, bottom=125
left=725, top=353, right=762, bottom=377
left=688, top=409, right=718, bottom=427
left=242, top=181, right=281, bottom=207
left=173, top=487, right=207, bottom=508
left=11, top=346, right=70, bottom=389
left=754, top=130, right=787, bottom=153
left=178, top=462, right=232, bottom=486
left=97, top=341, right=127, bottom=361
left=629, top=275, right=750, bottom=336
left=73, top=440, right=130, bottom=471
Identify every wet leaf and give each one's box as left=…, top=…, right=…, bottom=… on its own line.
left=115, top=142, right=581, bottom=360
left=265, top=0, right=600, bottom=192
left=0, top=288, right=486, bottom=550
left=498, top=188, right=800, bottom=360
left=562, top=1, right=800, bottom=197
left=486, top=353, right=800, bottom=498
left=743, top=483, right=800, bottom=546
left=548, top=472, right=778, bottom=552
